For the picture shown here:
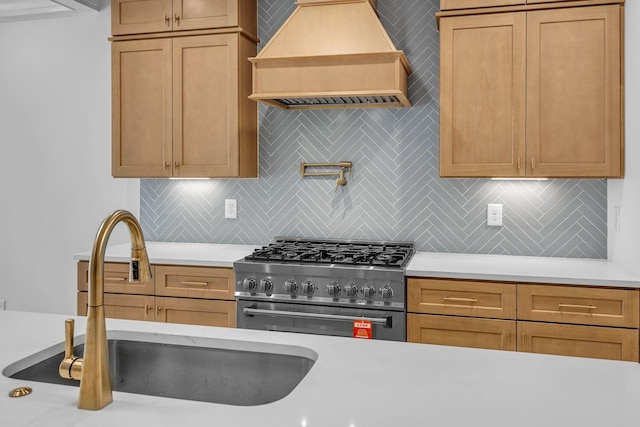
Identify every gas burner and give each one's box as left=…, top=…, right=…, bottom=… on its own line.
left=245, top=237, right=414, bottom=269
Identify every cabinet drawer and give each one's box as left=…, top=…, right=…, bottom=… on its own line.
left=408, top=314, right=517, bottom=351
left=408, top=278, right=516, bottom=319
left=156, top=297, right=235, bottom=327
left=440, top=0, right=524, bottom=10
left=519, top=321, right=639, bottom=362
left=155, top=265, right=234, bottom=299
left=518, top=284, right=639, bottom=328
left=77, top=261, right=155, bottom=295
left=78, top=292, right=155, bottom=322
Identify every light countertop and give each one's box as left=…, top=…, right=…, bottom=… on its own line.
left=74, top=242, right=640, bottom=288
left=73, top=241, right=259, bottom=268
left=2, top=310, right=640, bottom=426
left=406, top=252, right=640, bottom=288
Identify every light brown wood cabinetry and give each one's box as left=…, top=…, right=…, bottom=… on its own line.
left=77, top=261, right=235, bottom=328
left=407, top=278, right=517, bottom=351
left=407, top=278, right=640, bottom=361
left=519, top=321, right=638, bottom=362
left=155, top=265, right=234, bottom=299
left=439, top=2, right=623, bottom=178
left=78, top=292, right=155, bottom=321
left=112, top=32, right=257, bottom=178
left=518, top=284, right=639, bottom=328
left=408, top=314, right=516, bottom=351
left=112, top=0, right=256, bottom=36
left=408, top=278, right=516, bottom=319
left=440, top=0, right=524, bottom=11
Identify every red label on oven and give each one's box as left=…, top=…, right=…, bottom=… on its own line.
left=353, top=320, right=372, bottom=339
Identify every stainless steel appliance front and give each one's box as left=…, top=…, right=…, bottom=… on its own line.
left=237, top=300, right=405, bottom=341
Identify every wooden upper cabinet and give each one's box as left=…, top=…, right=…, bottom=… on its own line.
left=112, top=38, right=173, bottom=177
left=112, top=33, right=258, bottom=178
left=112, top=0, right=256, bottom=36
left=526, top=5, right=622, bottom=177
left=439, top=3, right=623, bottom=178
left=440, top=0, right=524, bottom=11
left=439, top=12, right=526, bottom=177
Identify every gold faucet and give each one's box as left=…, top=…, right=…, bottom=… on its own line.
left=59, top=210, right=152, bottom=410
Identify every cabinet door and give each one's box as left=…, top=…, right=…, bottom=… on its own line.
left=112, top=0, right=173, bottom=36
left=172, top=34, right=239, bottom=177
left=440, top=0, right=524, bottom=10
left=77, top=261, right=155, bottom=295
left=155, top=297, right=236, bottom=327
left=408, top=278, right=516, bottom=319
left=518, top=284, right=639, bottom=328
left=408, top=314, right=517, bottom=351
left=155, top=265, right=234, bottom=299
left=112, top=39, right=173, bottom=177
left=78, top=292, right=155, bottom=321
left=174, top=0, right=238, bottom=31
left=519, top=321, right=638, bottom=362
left=439, top=12, right=526, bottom=177
left=526, top=5, right=622, bottom=177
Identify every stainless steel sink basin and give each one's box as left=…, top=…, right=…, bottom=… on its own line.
left=2, top=331, right=317, bottom=406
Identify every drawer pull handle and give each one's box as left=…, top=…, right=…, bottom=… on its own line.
left=558, top=303, right=597, bottom=311
left=443, top=297, right=478, bottom=303
left=105, top=277, right=127, bottom=282
left=181, top=281, right=209, bottom=286
left=145, top=304, right=152, bottom=315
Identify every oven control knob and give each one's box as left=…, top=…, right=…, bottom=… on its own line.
left=259, top=278, right=273, bottom=294
left=284, top=280, right=298, bottom=294
left=343, top=283, right=358, bottom=298
left=379, top=285, right=394, bottom=299
left=301, top=281, right=315, bottom=295
left=326, top=282, right=341, bottom=297
left=242, top=277, right=257, bottom=292
left=361, top=285, right=376, bottom=299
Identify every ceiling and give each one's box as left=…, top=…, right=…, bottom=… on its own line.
left=0, top=0, right=103, bottom=23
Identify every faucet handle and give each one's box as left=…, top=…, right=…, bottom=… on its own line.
left=59, top=319, right=83, bottom=381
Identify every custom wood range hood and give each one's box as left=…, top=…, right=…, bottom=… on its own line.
left=249, top=0, right=413, bottom=110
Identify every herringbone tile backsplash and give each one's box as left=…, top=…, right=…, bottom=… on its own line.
left=140, top=0, right=607, bottom=258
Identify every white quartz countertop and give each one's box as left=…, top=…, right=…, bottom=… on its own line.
left=3, top=310, right=640, bottom=426
left=73, top=241, right=259, bottom=268
left=74, top=241, right=640, bottom=287
left=407, top=252, right=640, bottom=288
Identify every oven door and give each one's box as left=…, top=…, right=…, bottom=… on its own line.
left=237, top=299, right=406, bottom=342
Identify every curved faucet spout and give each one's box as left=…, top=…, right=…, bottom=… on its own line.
left=63, top=210, right=152, bottom=410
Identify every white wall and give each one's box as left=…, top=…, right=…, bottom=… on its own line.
left=0, top=5, right=139, bottom=315
left=608, top=1, right=640, bottom=272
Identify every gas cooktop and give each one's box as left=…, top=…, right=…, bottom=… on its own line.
left=244, top=237, right=414, bottom=269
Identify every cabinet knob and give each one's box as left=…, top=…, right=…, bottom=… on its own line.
left=164, top=162, right=170, bottom=169
left=175, top=14, right=180, bottom=25
left=174, top=162, right=180, bottom=169
left=165, top=15, right=170, bottom=26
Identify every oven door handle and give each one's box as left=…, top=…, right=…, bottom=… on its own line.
left=242, top=307, right=391, bottom=327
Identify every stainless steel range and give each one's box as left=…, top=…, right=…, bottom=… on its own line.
left=234, top=237, right=414, bottom=341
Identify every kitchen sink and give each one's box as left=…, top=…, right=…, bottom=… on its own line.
left=2, top=331, right=317, bottom=405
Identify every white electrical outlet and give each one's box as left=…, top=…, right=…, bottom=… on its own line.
left=0, top=300, right=6, bottom=310
left=487, top=204, right=503, bottom=227
left=225, top=199, right=237, bottom=219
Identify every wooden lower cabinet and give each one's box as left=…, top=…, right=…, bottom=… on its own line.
left=77, top=261, right=236, bottom=328
left=518, top=321, right=639, bottom=362
left=408, top=314, right=517, bottom=351
left=78, top=292, right=154, bottom=322
left=407, top=277, right=640, bottom=362
left=156, top=297, right=235, bottom=327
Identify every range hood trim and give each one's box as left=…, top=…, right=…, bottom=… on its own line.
left=249, top=0, right=413, bottom=110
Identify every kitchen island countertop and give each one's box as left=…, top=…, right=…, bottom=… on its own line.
left=2, top=309, right=640, bottom=426
left=74, top=241, right=640, bottom=288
